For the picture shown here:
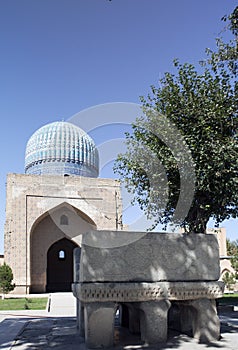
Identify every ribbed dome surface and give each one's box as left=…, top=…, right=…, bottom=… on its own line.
left=25, top=121, right=99, bottom=177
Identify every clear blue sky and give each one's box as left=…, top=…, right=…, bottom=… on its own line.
left=0, top=0, right=237, bottom=253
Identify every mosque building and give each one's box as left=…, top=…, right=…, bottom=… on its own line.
left=2, top=121, right=235, bottom=294
left=4, top=121, right=123, bottom=294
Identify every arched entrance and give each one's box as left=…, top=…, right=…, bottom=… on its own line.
left=30, top=203, right=96, bottom=293
left=46, top=238, right=79, bottom=292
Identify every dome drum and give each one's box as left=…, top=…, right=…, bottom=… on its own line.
left=25, top=162, right=98, bottom=177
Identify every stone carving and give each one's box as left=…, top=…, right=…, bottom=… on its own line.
left=73, top=281, right=224, bottom=303
left=72, top=231, right=224, bottom=348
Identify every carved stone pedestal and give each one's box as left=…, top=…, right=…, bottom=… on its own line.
left=139, top=300, right=171, bottom=344
left=72, top=281, right=224, bottom=348
left=188, top=299, right=221, bottom=343
left=84, top=302, right=116, bottom=348
left=72, top=231, right=224, bottom=348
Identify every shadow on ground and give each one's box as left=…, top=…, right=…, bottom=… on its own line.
left=0, top=317, right=83, bottom=350
left=0, top=312, right=237, bottom=350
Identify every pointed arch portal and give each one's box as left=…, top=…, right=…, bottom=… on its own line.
left=46, top=238, right=79, bottom=292
left=30, top=202, right=95, bottom=293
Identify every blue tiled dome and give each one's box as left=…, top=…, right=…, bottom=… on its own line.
left=25, top=121, right=99, bottom=177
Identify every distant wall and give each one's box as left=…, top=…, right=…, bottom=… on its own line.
left=207, top=228, right=235, bottom=278
left=0, top=255, right=4, bottom=266
left=206, top=227, right=227, bottom=256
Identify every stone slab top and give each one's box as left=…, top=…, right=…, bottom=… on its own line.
left=79, top=231, right=220, bottom=283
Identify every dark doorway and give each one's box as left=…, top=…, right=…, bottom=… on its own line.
left=46, top=238, right=79, bottom=292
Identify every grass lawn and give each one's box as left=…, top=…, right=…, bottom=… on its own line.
left=0, top=297, right=48, bottom=311
left=219, top=293, right=238, bottom=306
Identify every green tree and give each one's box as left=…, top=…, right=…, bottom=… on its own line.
left=227, top=239, right=238, bottom=278
left=114, top=9, right=238, bottom=233
left=0, top=263, right=15, bottom=299
left=222, top=271, right=236, bottom=291
left=207, top=6, right=238, bottom=75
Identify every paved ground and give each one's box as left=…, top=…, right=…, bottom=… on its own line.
left=0, top=294, right=237, bottom=349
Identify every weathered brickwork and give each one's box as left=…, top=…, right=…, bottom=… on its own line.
left=4, top=173, right=122, bottom=294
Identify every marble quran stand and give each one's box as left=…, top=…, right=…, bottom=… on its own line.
left=72, top=231, right=224, bottom=348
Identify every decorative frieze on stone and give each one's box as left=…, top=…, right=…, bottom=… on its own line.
left=72, top=281, right=224, bottom=303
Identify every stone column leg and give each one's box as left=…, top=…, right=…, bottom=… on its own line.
left=179, top=304, right=193, bottom=335
left=189, top=299, right=221, bottom=343
left=139, top=300, right=171, bottom=344
left=120, top=304, right=130, bottom=328
left=77, top=301, right=85, bottom=337
left=73, top=247, right=81, bottom=283
left=84, top=302, right=116, bottom=349
left=127, top=304, right=140, bottom=334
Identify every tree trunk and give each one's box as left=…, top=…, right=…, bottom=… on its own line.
left=188, top=220, right=207, bottom=233
left=187, top=207, right=210, bottom=233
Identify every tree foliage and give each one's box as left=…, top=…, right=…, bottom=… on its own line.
left=208, top=6, right=238, bottom=75
left=0, top=263, right=15, bottom=297
left=114, top=8, right=238, bottom=233
left=222, top=271, right=236, bottom=291
left=227, top=239, right=238, bottom=277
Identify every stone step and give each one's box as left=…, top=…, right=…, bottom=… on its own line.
left=48, top=292, right=76, bottom=316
